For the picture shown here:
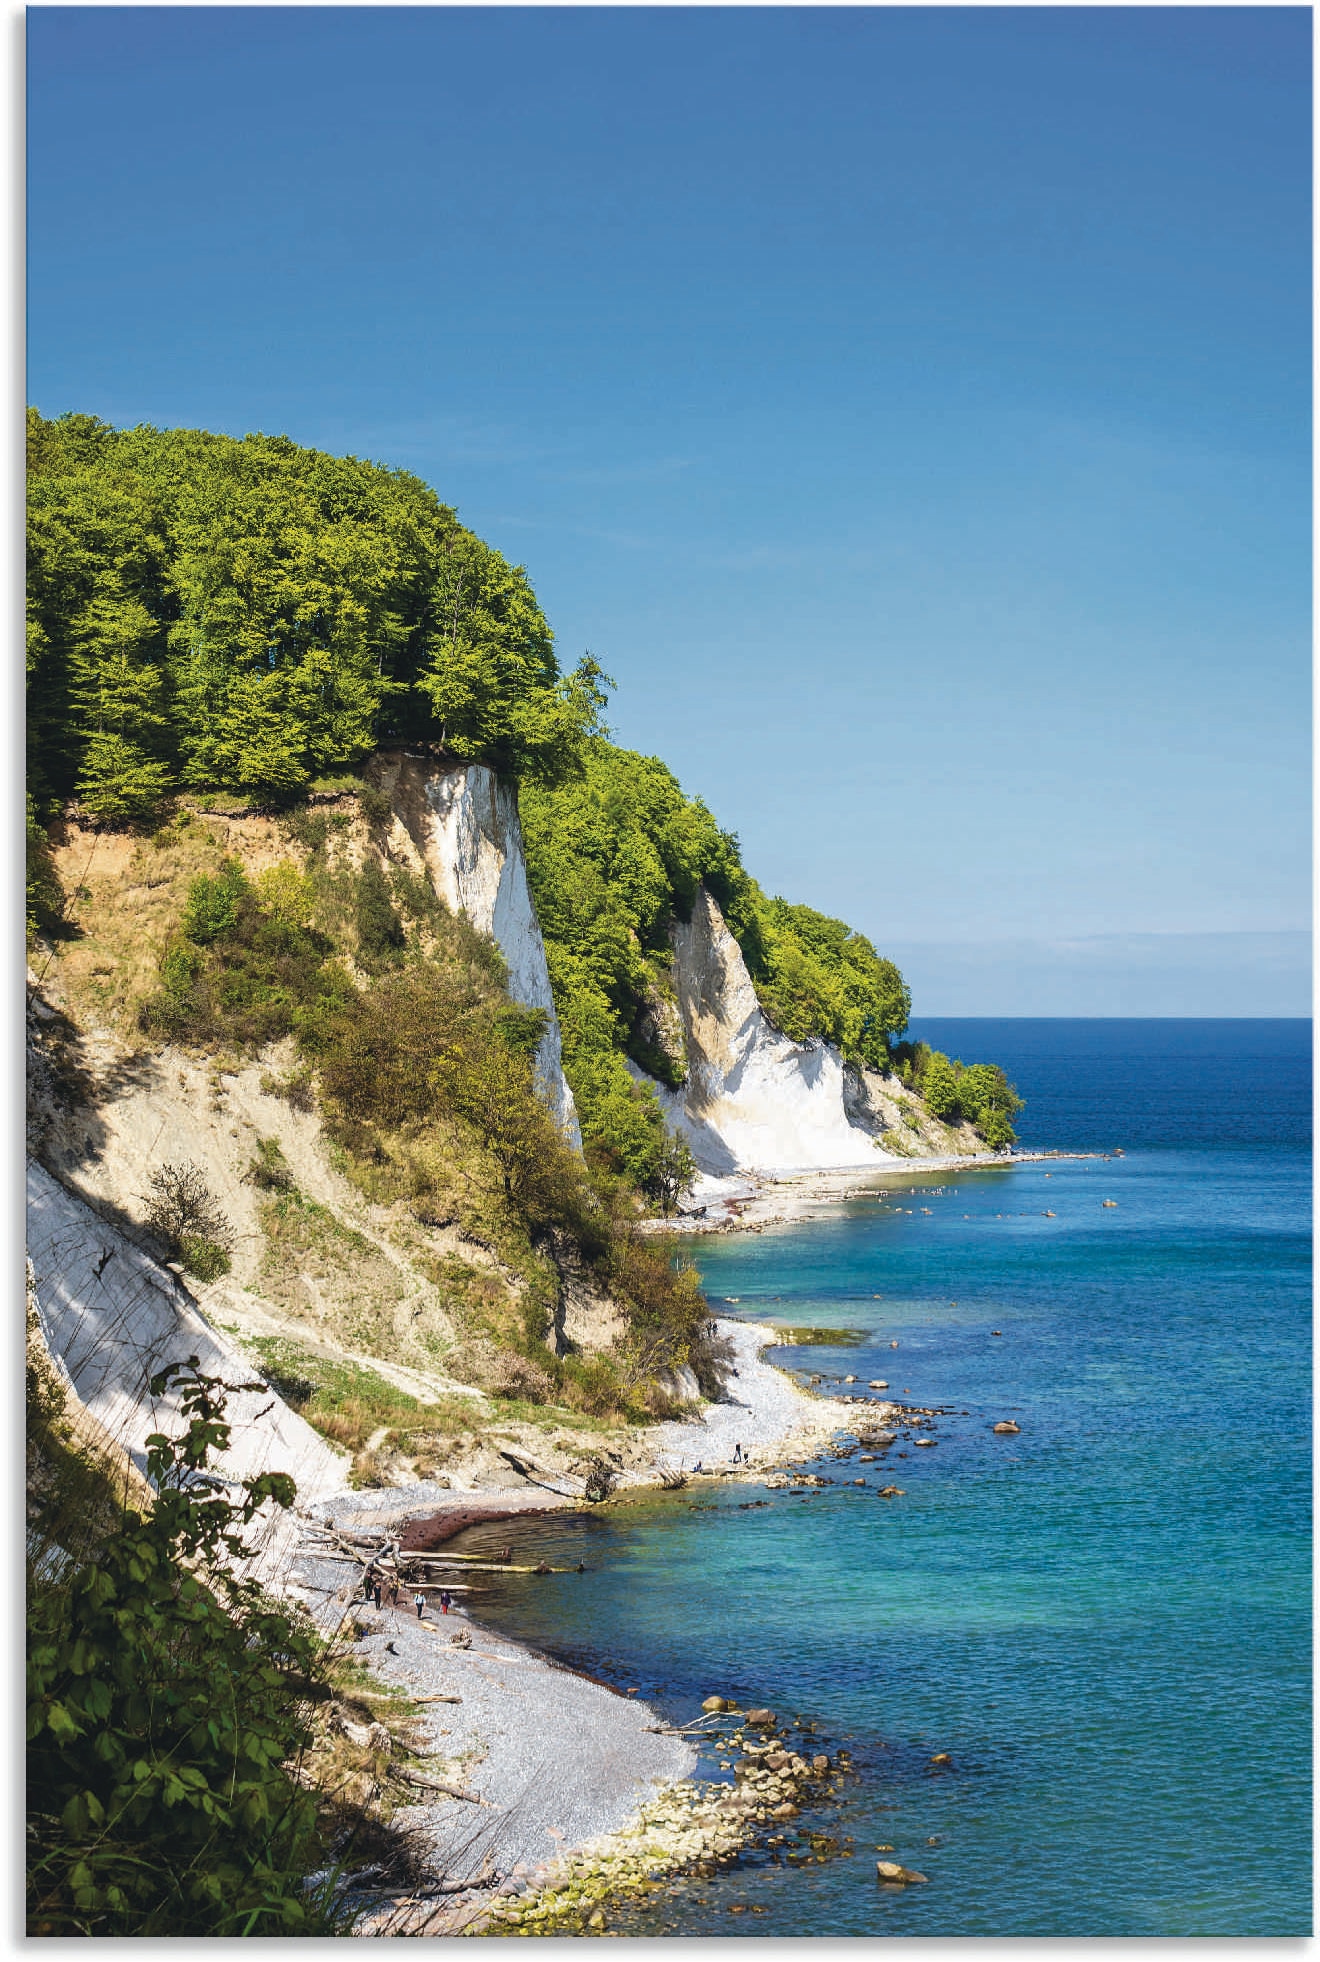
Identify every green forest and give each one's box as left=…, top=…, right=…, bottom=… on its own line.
left=27, top=408, right=607, bottom=817
left=27, top=411, right=1019, bottom=1161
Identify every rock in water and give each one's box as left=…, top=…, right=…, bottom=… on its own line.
left=876, top=1862, right=929, bottom=1885
left=744, top=1708, right=777, bottom=1729
left=702, top=1695, right=729, bottom=1712
left=992, top=1420, right=1021, bottom=1435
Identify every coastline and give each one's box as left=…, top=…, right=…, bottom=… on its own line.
left=659, top=1149, right=1085, bottom=1236
left=296, top=1317, right=855, bottom=1929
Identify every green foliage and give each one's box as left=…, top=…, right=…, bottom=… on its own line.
left=26, top=1362, right=342, bottom=1935
left=141, top=1162, right=234, bottom=1273
left=920, top=1048, right=962, bottom=1121
left=26, top=796, right=66, bottom=940
left=520, top=741, right=752, bottom=1189
left=310, top=957, right=715, bottom=1400
left=143, top=860, right=351, bottom=1050
left=754, top=898, right=910, bottom=1069
left=645, top=1131, right=697, bottom=1218
left=353, top=859, right=405, bottom=963
left=27, top=409, right=604, bottom=810
left=244, top=1136, right=295, bottom=1193
left=181, top=860, right=248, bottom=944
left=895, top=1043, right=1024, bottom=1147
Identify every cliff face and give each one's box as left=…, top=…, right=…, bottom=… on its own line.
left=642, top=885, right=992, bottom=1174
left=371, top=752, right=581, bottom=1148
left=25, top=756, right=600, bottom=1514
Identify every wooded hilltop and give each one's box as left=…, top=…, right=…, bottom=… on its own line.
left=27, top=409, right=1021, bottom=1178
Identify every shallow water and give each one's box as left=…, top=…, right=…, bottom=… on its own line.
left=458, top=1021, right=1311, bottom=1936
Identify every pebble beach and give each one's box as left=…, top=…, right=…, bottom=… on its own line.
left=292, top=1317, right=848, bottom=1927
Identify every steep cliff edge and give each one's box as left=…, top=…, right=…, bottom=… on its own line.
left=25, top=764, right=709, bottom=1502
left=369, top=752, right=580, bottom=1146
left=640, top=885, right=994, bottom=1175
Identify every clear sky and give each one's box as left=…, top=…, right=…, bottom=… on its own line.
left=26, top=6, right=1312, bottom=1011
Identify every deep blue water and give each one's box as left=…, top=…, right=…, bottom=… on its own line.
left=459, top=1020, right=1311, bottom=1935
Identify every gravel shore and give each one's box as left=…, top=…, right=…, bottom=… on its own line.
left=293, top=1315, right=841, bottom=1913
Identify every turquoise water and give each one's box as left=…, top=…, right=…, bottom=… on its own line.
left=459, top=1021, right=1311, bottom=1935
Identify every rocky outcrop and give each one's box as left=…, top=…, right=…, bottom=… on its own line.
left=638, top=886, right=991, bottom=1176
left=371, top=752, right=581, bottom=1148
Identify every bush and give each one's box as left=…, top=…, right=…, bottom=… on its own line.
left=244, top=1137, right=295, bottom=1193
left=142, top=1162, right=233, bottom=1265
left=26, top=1362, right=342, bottom=1935
left=353, top=861, right=404, bottom=963
left=176, top=1235, right=232, bottom=1282
left=182, top=861, right=250, bottom=944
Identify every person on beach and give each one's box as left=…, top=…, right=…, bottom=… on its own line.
left=440, top=1589, right=452, bottom=1615
left=733, top=1441, right=743, bottom=1464
left=389, top=1578, right=400, bottom=1608
left=414, top=1590, right=426, bottom=1619
left=373, top=1578, right=383, bottom=1609
left=363, top=1565, right=377, bottom=1601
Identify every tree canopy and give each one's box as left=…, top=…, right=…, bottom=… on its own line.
left=27, top=410, right=605, bottom=817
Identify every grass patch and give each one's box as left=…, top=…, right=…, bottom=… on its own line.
left=248, top=1336, right=485, bottom=1483
left=257, top=1190, right=442, bottom=1355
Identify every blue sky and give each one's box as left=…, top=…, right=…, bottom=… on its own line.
left=27, top=7, right=1311, bottom=1011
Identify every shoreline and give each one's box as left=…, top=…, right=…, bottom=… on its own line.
left=302, top=1150, right=1078, bottom=1927
left=658, top=1148, right=1094, bottom=1236
left=295, top=1319, right=858, bottom=1928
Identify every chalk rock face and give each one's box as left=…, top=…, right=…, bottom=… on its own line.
left=26, top=1158, right=345, bottom=1508
left=371, top=752, right=581, bottom=1149
left=647, top=885, right=885, bottom=1175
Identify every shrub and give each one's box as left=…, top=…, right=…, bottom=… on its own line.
left=353, top=861, right=404, bottom=963
left=26, top=1362, right=342, bottom=1935
left=181, top=860, right=250, bottom=944
left=142, top=1162, right=233, bottom=1266
left=244, top=1137, right=295, bottom=1193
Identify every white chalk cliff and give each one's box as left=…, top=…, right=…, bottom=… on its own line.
left=640, top=886, right=989, bottom=1175
left=26, top=1159, right=346, bottom=1587
left=371, top=751, right=582, bottom=1148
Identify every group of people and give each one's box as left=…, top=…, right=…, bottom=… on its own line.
left=361, top=1558, right=453, bottom=1621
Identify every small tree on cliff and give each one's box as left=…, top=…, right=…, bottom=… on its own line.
left=645, top=1131, right=697, bottom=1218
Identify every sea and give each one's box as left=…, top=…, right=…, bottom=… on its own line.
left=456, top=1019, right=1312, bottom=1937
